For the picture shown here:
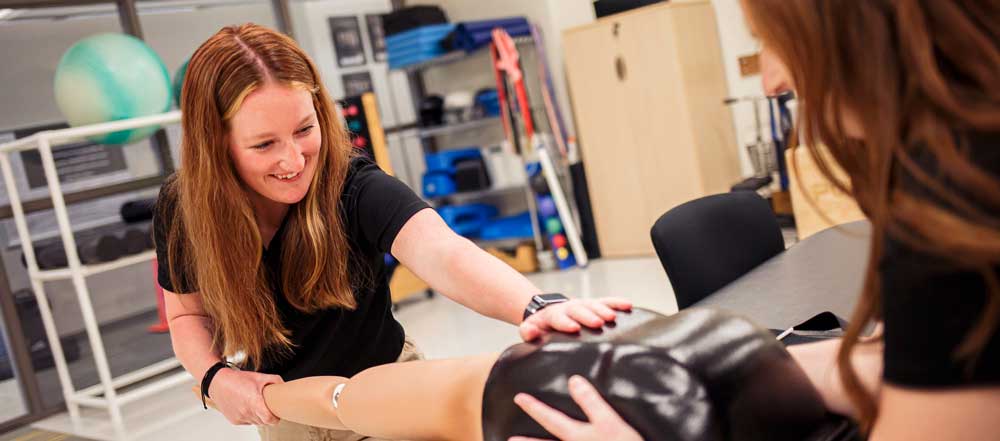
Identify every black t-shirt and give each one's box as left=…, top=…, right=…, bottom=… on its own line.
left=153, top=157, right=430, bottom=380
left=881, top=131, right=1000, bottom=388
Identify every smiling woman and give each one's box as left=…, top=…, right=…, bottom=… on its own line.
left=227, top=84, right=321, bottom=228
left=153, top=23, right=631, bottom=441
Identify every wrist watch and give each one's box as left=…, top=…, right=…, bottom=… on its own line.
left=523, top=293, right=569, bottom=320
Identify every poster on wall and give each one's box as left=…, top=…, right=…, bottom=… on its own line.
left=10, top=123, right=127, bottom=190
left=20, top=143, right=127, bottom=189
left=342, top=71, right=374, bottom=97
left=365, top=14, right=387, bottom=62
left=328, top=16, right=366, bottom=67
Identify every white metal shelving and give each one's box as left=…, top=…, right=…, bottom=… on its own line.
left=0, top=111, right=186, bottom=441
left=394, top=36, right=546, bottom=253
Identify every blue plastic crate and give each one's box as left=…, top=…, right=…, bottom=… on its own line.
left=385, top=23, right=455, bottom=53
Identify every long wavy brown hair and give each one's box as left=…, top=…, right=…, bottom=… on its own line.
left=741, top=0, right=1000, bottom=430
left=163, top=23, right=356, bottom=368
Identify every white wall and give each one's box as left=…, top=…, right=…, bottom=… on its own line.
left=710, top=0, right=769, bottom=177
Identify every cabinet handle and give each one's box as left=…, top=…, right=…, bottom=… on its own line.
left=615, top=56, right=627, bottom=82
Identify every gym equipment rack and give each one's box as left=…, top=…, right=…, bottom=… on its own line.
left=0, top=111, right=185, bottom=440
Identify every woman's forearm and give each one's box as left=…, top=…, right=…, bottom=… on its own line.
left=169, top=314, right=223, bottom=381
left=788, top=338, right=884, bottom=418
left=392, top=209, right=540, bottom=325
left=438, top=237, right=540, bottom=324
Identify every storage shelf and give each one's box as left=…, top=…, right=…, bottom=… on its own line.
left=398, top=31, right=547, bottom=262
left=32, top=249, right=155, bottom=282
left=0, top=110, right=196, bottom=440
left=74, top=358, right=182, bottom=400
left=418, top=116, right=500, bottom=138
left=0, top=111, right=180, bottom=154
left=72, top=369, right=190, bottom=408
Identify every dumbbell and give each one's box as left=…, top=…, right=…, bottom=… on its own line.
left=77, top=234, right=125, bottom=264
left=121, top=226, right=154, bottom=255
left=120, top=198, right=157, bottom=224
left=529, top=172, right=549, bottom=195
left=21, top=234, right=125, bottom=269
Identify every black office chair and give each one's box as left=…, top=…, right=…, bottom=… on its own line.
left=650, top=192, right=785, bottom=310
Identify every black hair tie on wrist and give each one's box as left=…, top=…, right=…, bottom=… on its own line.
left=201, top=361, right=235, bottom=409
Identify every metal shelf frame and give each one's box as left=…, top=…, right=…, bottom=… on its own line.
left=393, top=34, right=546, bottom=255
left=417, top=116, right=501, bottom=139
left=0, top=111, right=183, bottom=441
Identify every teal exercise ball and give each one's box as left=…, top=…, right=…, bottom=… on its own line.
left=545, top=217, right=563, bottom=235
left=172, top=59, right=188, bottom=109
left=53, top=33, right=171, bottom=145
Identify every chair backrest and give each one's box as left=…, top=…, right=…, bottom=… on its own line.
left=650, top=192, right=785, bottom=309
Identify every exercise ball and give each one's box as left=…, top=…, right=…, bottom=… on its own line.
left=537, top=196, right=557, bottom=217
left=54, top=33, right=171, bottom=145
left=545, top=217, right=563, bottom=235
left=172, top=59, right=188, bottom=109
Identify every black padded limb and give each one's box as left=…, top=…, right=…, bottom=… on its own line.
left=481, top=308, right=829, bottom=441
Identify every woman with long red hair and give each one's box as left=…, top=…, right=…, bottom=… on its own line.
left=154, top=23, right=630, bottom=441
left=511, top=1, right=1000, bottom=439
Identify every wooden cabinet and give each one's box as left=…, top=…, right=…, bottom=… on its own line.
left=563, top=1, right=739, bottom=257
left=787, top=146, right=867, bottom=240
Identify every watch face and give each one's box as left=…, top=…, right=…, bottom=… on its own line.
left=537, top=294, right=568, bottom=304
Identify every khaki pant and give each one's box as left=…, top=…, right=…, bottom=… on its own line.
left=258, top=336, right=424, bottom=441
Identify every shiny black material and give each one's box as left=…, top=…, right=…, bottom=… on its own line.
left=482, top=308, right=828, bottom=441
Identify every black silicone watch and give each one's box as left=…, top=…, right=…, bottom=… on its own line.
left=523, top=293, right=569, bottom=320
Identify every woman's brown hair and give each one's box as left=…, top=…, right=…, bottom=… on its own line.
left=741, top=0, right=1000, bottom=430
left=163, top=23, right=356, bottom=368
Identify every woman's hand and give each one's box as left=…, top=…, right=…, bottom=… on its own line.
left=208, top=368, right=284, bottom=426
left=519, top=298, right=632, bottom=341
left=510, top=375, right=642, bottom=441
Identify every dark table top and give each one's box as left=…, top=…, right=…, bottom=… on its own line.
left=693, top=220, right=872, bottom=329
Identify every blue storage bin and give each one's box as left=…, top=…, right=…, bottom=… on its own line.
left=385, top=24, right=455, bottom=52
left=437, top=204, right=498, bottom=237
left=480, top=212, right=534, bottom=241
left=423, top=172, right=457, bottom=198
left=387, top=24, right=455, bottom=69
left=475, top=89, right=500, bottom=117
left=424, top=148, right=482, bottom=173
left=454, top=17, right=531, bottom=52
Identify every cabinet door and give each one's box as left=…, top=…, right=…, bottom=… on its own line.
left=616, top=6, right=704, bottom=255
left=564, top=20, right=650, bottom=257
left=669, top=2, right=741, bottom=195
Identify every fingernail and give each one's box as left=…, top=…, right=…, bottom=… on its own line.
left=569, top=375, right=584, bottom=387
left=514, top=393, right=529, bottom=405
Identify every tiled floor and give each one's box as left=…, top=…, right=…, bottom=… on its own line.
left=23, top=256, right=675, bottom=441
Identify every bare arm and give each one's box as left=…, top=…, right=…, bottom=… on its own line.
left=164, top=289, right=282, bottom=425
left=261, top=353, right=499, bottom=441
left=391, top=208, right=540, bottom=325
left=789, top=331, right=1000, bottom=439
left=787, top=337, right=883, bottom=418
left=163, top=290, right=220, bottom=381
left=869, top=385, right=1000, bottom=441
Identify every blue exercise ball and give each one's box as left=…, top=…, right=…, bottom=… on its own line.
left=53, top=33, right=171, bottom=145
left=538, top=196, right=557, bottom=217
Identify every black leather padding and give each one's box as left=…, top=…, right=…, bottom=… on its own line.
left=481, top=308, right=828, bottom=441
